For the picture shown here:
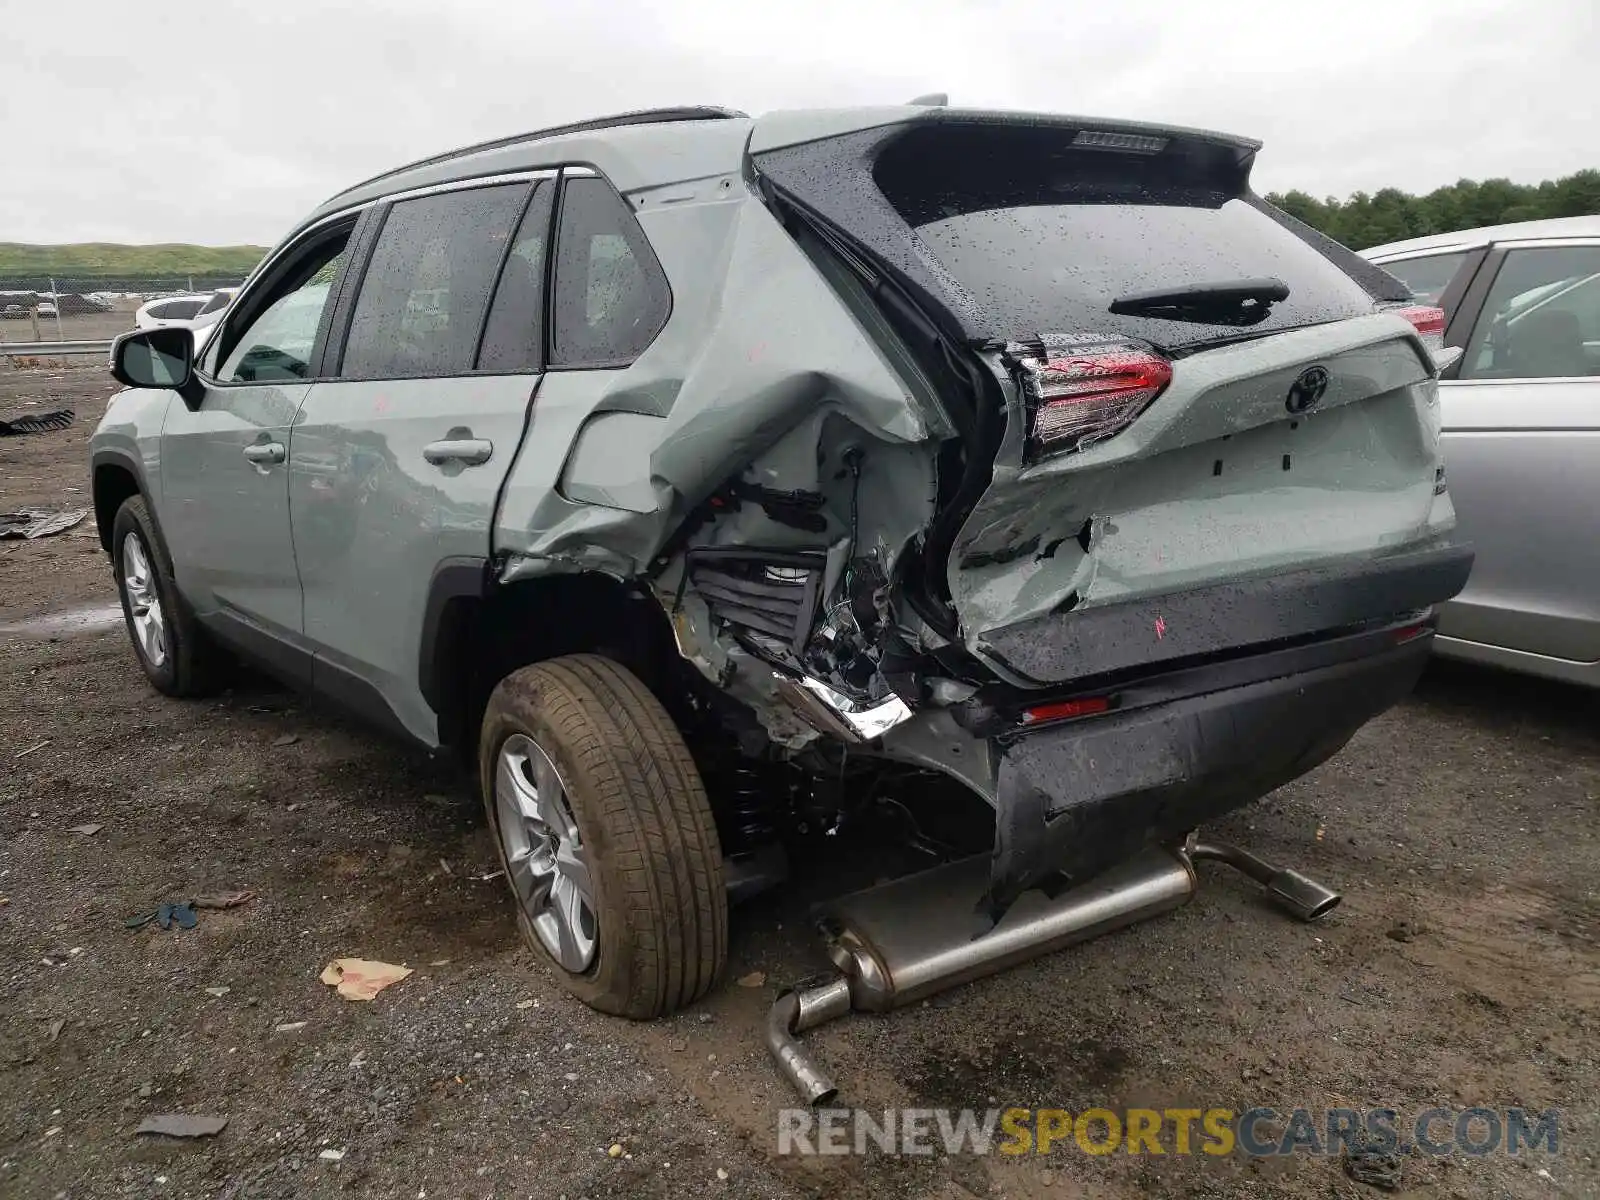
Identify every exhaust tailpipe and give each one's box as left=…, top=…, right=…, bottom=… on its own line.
left=1186, top=839, right=1341, bottom=922
left=769, top=847, right=1196, bottom=1103
left=768, top=839, right=1341, bottom=1103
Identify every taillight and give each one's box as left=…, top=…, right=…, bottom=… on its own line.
left=1019, top=344, right=1172, bottom=459
left=1387, top=304, right=1447, bottom=356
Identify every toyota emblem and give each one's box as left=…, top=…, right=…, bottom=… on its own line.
left=1286, top=366, right=1330, bottom=414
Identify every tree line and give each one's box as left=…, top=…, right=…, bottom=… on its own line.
left=1266, top=170, right=1600, bottom=251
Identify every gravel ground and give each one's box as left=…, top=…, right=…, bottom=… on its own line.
left=2, top=366, right=1597, bottom=1199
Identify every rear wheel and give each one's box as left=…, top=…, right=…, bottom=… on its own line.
left=478, top=654, right=726, bottom=1017
left=110, top=496, right=226, bottom=696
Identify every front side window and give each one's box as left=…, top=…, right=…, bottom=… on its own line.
left=1460, top=246, right=1600, bottom=380
left=550, top=175, right=670, bottom=367
left=1378, top=251, right=1469, bottom=309
left=154, top=298, right=203, bottom=320
left=339, top=184, right=527, bottom=380
left=215, top=234, right=349, bottom=383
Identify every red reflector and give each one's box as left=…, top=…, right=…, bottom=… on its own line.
left=1026, top=346, right=1172, bottom=457
left=1020, top=696, right=1111, bottom=725
left=1393, top=622, right=1431, bottom=644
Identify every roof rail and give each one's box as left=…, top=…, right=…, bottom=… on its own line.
left=327, top=106, right=749, bottom=204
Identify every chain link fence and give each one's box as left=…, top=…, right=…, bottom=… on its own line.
left=0, top=275, right=249, bottom=348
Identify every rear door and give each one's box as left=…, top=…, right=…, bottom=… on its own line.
left=288, top=175, right=556, bottom=742
left=1434, top=239, right=1600, bottom=661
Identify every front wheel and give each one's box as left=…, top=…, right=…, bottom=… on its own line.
left=110, top=496, right=226, bottom=696
left=478, top=655, right=727, bottom=1017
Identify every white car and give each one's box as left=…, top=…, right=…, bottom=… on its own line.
left=134, top=289, right=237, bottom=337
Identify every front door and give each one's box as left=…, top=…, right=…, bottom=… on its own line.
left=289, top=178, right=553, bottom=742
left=160, top=223, right=357, bottom=669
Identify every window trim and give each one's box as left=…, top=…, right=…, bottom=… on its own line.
left=546, top=165, right=673, bottom=372
left=1445, top=240, right=1600, bottom=385
left=196, top=208, right=368, bottom=390
left=325, top=173, right=558, bottom=382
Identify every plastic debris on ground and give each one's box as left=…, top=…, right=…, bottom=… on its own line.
left=0, top=408, right=74, bottom=437
left=1, top=508, right=89, bottom=540
left=67, top=823, right=103, bottom=836
left=134, top=1114, right=229, bottom=1139
left=320, top=958, right=413, bottom=1001
left=125, top=902, right=198, bottom=931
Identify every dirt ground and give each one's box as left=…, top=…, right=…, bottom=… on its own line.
left=2, top=365, right=1597, bottom=1199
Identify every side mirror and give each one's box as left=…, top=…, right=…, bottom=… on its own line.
left=111, top=327, right=196, bottom=394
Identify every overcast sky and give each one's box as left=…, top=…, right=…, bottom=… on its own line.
left=4, top=0, right=1593, bottom=246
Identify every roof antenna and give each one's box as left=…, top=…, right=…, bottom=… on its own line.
left=907, top=93, right=948, bottom=106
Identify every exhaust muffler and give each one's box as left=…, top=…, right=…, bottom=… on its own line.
left=769, top=839, right=1339, bottom=1103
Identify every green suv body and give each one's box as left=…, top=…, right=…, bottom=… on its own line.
left=92, top=104, right=1470, bottom=1016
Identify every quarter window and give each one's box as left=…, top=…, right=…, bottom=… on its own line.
left=550, top=175, right=670, bottom=368
left=340, top=184, right=527, bottom=380
left=1460, top=246, right=1600, bottom=380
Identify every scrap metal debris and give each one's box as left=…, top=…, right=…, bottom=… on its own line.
left=134, top=1114, right=230, bottom=1139
left=320, top=958, right=413, bottom=1001
left=0, top=409, right=74, bottom=437
left=1, top=508, right=89, bottom=540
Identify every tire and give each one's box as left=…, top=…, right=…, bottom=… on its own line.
left=110, top=495, right=226, bottom=696
left=478, top=654, right=727, bottom=1017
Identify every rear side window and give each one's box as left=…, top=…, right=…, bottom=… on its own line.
left=1460, top=245, right=1600, bottom=380
left=1378, top=252, right=1469, bottom=308
left=550, top=175, right=670, bottom=368
left=154, top=299, right=203, bottom=320
left=341, top=184, right=526, bottom=380
left=872, top=124, right=1379, bottom=350
left=476, top=181, right=554, bottom=373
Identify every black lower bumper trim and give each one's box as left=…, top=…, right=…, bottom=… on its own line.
left=988, top=634, right=1432, bottom=912
left=978, top=539, right=1472, bottom=685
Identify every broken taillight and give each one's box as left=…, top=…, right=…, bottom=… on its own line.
left=1019, top=344, right=1172, bottom=459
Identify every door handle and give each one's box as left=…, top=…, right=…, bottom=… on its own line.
left=243, top=442, right=286, bottom=465
left=423, top=438, right=493, bottom=466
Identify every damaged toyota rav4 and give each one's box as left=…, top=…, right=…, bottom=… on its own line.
left=93, top=104, right=1471, bottom=1019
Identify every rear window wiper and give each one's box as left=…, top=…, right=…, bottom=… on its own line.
left=1108, top=277, right=1289, bottom=327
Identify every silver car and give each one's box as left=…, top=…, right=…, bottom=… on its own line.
left=1363, top=217, right=1600, bottom=685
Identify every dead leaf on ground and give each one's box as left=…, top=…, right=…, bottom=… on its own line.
left=736, top=970, right=767, bottom=988
left=320, top=958, right=413, bottom=1001
left=134, top=1114, right=229, bottom=1139
left=45, top=1019, right=65, bottom=1043
left=272, top=733, right=299, bottom=747
left=191, top=890, right=254, bottom=910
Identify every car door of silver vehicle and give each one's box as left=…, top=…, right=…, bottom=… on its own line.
left=1438, top=239, right=1600, bottom=663
left=160, top=216, right=361, bottom=677
left=288, top=176, right=555, bottom=742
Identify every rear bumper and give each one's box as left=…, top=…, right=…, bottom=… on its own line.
left=977, top=538, right=1474, bottom=685
left=987, top=628, right=1433, bottom=911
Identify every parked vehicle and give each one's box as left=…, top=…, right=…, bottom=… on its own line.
left=1362, top=217, right=1600, bottom=685
left=36, top=301, right=57, bottom=318
left=134, top=294, right=209, bottom=329
left=93, top=104, right=1469, bottom=1017
left=1, top=303, right=26, bottom=319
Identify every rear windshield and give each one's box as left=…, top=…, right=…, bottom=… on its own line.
left=874, top=124, right=1379, bottom=351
